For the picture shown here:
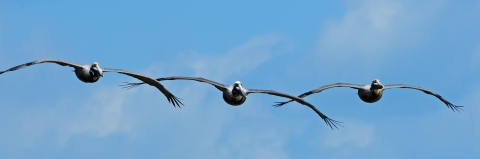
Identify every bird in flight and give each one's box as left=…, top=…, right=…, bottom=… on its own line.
left=0, top=59, right=183, bottom=107
left=122, top=76, right=342, bottom=129
left=274, top=79, right=463, bottom=112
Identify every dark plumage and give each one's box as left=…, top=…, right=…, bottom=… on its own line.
left=122, top=76, right=342, bottom=129
left=0, top=59, right=104, bottom=83
left=0, top=59, right=183, bottom=107
left=275, top=79, right=463, bottom=112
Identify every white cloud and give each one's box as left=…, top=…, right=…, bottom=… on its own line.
left=316, top=0, right=448, bottom=63
left=320, top=0, right=403, bottom=54
left=3, top=33, right=294, bottom=158
left=172, top=33, right=283, bottom=81
left=217, top=125, right=291, bottom=159
left=56, top=87, right=137, bottom=144
left=368, top=85, right=480, bottom=158
left=322, top=120, right=375, bottom=148
left=6, top=85, right=138, bottom=147
left=129, top=34, right=294, bottom=158
left=302, top=0, right=451, bottom=79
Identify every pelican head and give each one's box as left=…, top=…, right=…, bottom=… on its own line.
left=91, top=62, right=104, bottom=77
left=370, top=78, right=383, bottom=90
left=233, top=81, right=247, bottom=98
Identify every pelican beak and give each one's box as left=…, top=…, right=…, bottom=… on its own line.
left=236, top=85, right=247, bottom=98
left=98, top=67, right=104, bottom=77
left=372, top=82, right=383, bottom=89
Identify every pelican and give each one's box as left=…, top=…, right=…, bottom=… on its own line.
left=122, top=76, right=342, bottom=129
left=274, top=79, right=463, bottom=112
left=0, top=59, right=183, bottom=107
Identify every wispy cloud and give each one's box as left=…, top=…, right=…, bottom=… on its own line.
left=114, top=33, right=296, bottom=158
left=215, top=124, right=292, bottom=159
left=368, top=85, right=480, bottom=158
left=319, top=0, right=403, bottom=54
left=315, top=0, right=448, bottom=68
left=322, top=120, right=375, bottom=148
left=4, top=33, right=294, bottom=158
left=175, top=33, right=283, bottom=80
left=67, top=33, right=284, bottom=140
left=56, top=87, right=138, bottom=144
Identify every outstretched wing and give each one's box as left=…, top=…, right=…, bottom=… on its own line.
left=383, top=84, right=463, bottom=112
left=247, top=89, right=342, bottom=129
left=103, top=68, right=183, bottom=108
left=274, top=83, right=365, bottom=107
left=122, top=76, right=228, bottom=91
left=0, top=59, right=85, bottom=75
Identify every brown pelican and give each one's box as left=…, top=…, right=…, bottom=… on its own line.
left=0, top=59, right=183, bottom=107
left=122, top=76, right=342, bottom=129
left=274, top=79, right=463, bottom=112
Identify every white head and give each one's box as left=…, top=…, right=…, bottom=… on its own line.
left=370, top=78, right=383, bottom=89
left=234, top=81, right=241, bottom=85
left=91, top=62, right=104, bottom=77
left=233, top=81, right=247, bottom=98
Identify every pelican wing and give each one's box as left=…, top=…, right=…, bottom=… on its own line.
left=383, top=84, right=463, bottom=112
left=247, top=89, right=342, bottom=129
left=0, top=59, right=85, bottom=75
left=102, top=68, right=183, bottom=108
left=122, top=76, right=228, bottom=91
left=274, top=83, right=365, bottom=107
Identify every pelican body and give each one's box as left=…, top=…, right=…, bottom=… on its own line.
left=357, top=79, right=384, bottom=103
left=275, top=79, right=462, bottom=112
left=0, top=59, right=183, bottom=107
left=74, top=62, right=103, bottom=83
left=123, top=76, right=342, bottom=129
left=0, top=59, right=104, bottom=83
left=222, top=82, right=247, bottom=106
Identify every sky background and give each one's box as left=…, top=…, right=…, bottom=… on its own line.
left=0, top=0, right=479, bottom=158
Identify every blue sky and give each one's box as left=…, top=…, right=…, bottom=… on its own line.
left=0, top=0, right=479, bottom=158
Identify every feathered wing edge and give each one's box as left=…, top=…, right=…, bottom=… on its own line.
left=103, top=68, right=184, bottom=108
left=247, top=89, right=343, bottom=129
left=273, top=83, right=365, bottom=107
left=0, top=59, right=84, bottom=75
left=121, top=76, right=228, bottom=91
left=383, top=84, right=463, bottom=112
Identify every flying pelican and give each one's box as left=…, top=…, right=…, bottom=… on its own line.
left=122, top=76, right=342, bottom=129
left=0, top=59, right=183, bottom=107
left=274, top=79, right=463, bottom=112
